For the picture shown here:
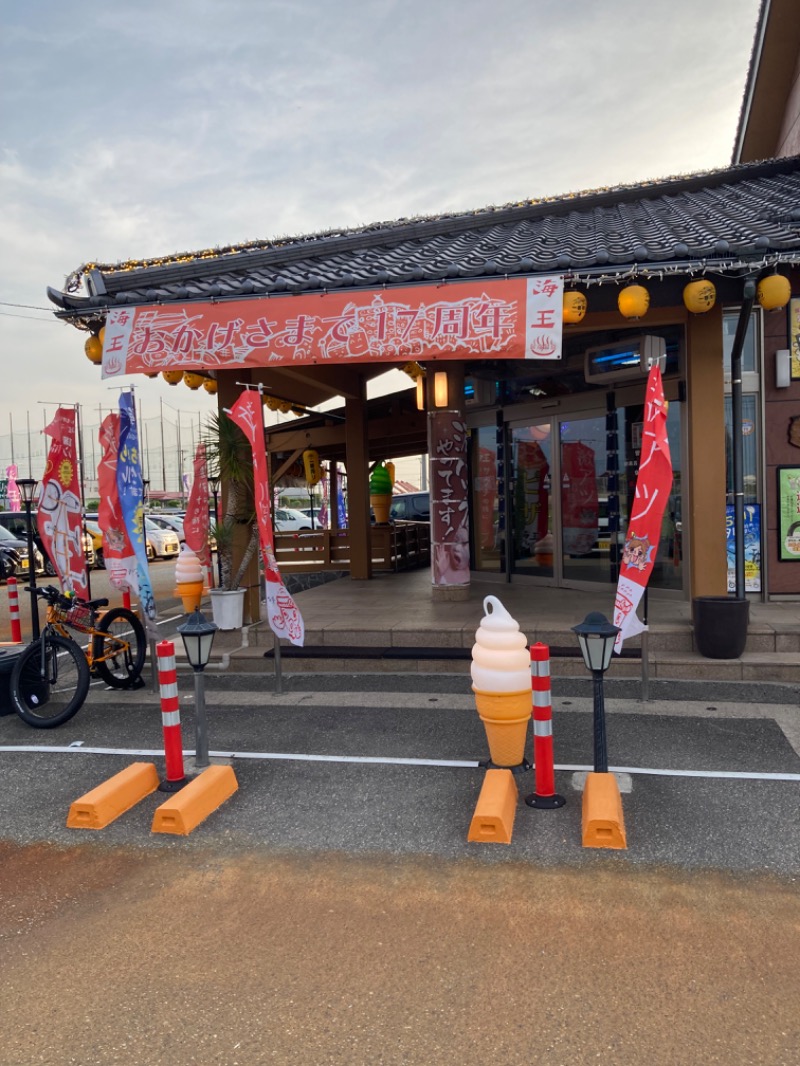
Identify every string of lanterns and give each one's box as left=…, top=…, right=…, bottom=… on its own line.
left=563, top=267, right=792, bottom=322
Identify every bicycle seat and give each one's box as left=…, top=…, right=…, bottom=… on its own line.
left=86, top=597, right=109, bottom=609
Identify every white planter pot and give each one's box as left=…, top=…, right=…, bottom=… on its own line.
left=209, top=588, right=246, bottom=630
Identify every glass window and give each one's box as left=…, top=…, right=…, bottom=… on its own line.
left=723, top=311, right=757, bottom=375
left=471, top=425, right=501, bottom=571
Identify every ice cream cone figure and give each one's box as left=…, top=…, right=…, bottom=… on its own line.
left=175, top=545, right=205, bottom=613
left=471, top=595, right=531, bottom=767
left=369, top=462, right=393, bottom=524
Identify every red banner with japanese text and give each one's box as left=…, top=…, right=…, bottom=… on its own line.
left=183, top=443, right=211, bottom=571
left=97, top=412, right=137, bottom=594
left=430, top=410, right=470, bottom=586
left=37, top=408, right=88, bottom=598
left=226, top=390, right=305, bottom=647
left=101, top=276, right=564, bottom=378
left=613, top=366, right=673, bottom=651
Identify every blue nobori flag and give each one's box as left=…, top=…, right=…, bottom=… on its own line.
left=117, top=392, right=156, bottom=628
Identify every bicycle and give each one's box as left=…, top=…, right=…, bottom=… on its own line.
left=9, top=586, right=147, bottom=728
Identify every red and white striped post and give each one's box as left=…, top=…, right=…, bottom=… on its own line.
left=7, top=577, right=22, bottom=644
left=525, top=642, right=566, bottom=810
left=156, top=640, right=187, bottom=790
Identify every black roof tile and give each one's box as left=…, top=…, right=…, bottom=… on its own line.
left=48, top=156, right=800, bottom=319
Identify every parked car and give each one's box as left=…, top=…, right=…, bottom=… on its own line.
left=0, top=522, right=45, bottom=576
left=389, top=492, right=430, bottom=522
left=0, top=510, right=91, bottom=574
left=274, top=507, right=312, bottom=532
left=144, top=517, right=181, bottom=560
left=149, top=513, right=217, bottom=552
left=0, top=543, right=25, bottom=582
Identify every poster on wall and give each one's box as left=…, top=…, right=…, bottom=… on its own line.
left=789, top=298, right=800, bottom=380
left=726, top=504, right=761, bottom=591
left=777, top=466, right=800, bottom=560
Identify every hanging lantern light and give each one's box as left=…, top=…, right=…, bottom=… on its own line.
left=264, top=395, right=280, bottom=411
left=84, top=334, right=103, bottom=365
left=183, top=371, right=206, bottom=390
left=756, top=274, right=791, bottom=312
left=563, top=290, right=587, bottom=324
left=683, top=278, right=717, bottom=314
left=385, top=461, right=396, bottom=486
left=303, top=449, right=322, bottom=486
left=162, top=370, right=183, bottom=385
left=203, top=378, right=218, bottom=395
left=618, top=284, right=650, bottom=319
left=278, top=400, right=292, bottom=413
left=99, top=326, right=106, bottom=346
left=145, top=372, right=160, bottom=379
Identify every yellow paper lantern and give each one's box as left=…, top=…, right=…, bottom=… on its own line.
left=279, top=401, right=292, bottom=413
left=84, top=335, right=103, bottom=365
left=264, top=395, right=280, bottom=410
left=562, top=290, right=587, bottom=324
left=756, top=274, right=791, bottom=312
left=303, top=449, right=322, bottom=486
left=618, top=284, right=650, bottom=319
left=183, top=372, right=206, bottom=390
left=99, top=326, right=106, bottom=346
left=145, top=372, right=160, bottom=378
left=162, top=370, right=183, bottom=385
left=203, top=378, right=218, bottom=395
left=683, top=278, right=717, bottom=314
left=385, top=461, right=396, bottom=486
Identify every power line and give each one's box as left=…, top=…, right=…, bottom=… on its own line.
left=0, top=300, right=55, bottom=311
left=0, top=311, right=56, bottom=323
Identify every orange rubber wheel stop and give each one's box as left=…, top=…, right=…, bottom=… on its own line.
left=151, top=764, right=238, bottom=836
left=581, top=771, right=627, bottom=849
left=67, top=762, right=160, bottom=830
left=467, top=768, right=518, bottom=844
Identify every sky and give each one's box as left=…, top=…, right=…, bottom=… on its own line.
left=0, top=0, right=762, bottom=475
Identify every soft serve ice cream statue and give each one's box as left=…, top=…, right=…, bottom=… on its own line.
left=470, top=595, right=531, bottom=767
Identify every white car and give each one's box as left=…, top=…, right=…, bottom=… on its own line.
left=274, top=508, right=312, bottom=532
left=144, top=517, right=181, bottom=560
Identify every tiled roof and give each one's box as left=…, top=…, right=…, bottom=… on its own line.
left=48, top=156, right=800, bottom=321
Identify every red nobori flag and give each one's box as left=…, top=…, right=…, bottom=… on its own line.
left=37, top=408, right=88, bottom=598
left=614, top=365, right=673, bottom=652
left=184, top=443, right=211, bottom=571
left=226, top=390, right=305, bottom=647
left=97, top=413, right=137, bottom=594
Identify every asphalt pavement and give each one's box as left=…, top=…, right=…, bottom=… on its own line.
left=1, top=665, right=798, bottom=878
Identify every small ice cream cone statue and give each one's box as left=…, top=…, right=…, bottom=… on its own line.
left=369, top=462, right=393, bottom=524
left=471, top=596, right=531, bottom=767
left=534, top=531, right=554, bottom=568
left=175, top=545, right=205, bottom=613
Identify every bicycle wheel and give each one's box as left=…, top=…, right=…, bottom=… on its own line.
left=92, top=608, right=146, bottom=689
left=10, top=634, right=91, bottom=728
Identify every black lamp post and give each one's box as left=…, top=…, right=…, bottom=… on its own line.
left=571, top=612, right=620, bottom=773
left=17, top=478, right=39, bottom=640
left=177, top=608, right=218, bottom=769
left=208, top=476, right=222, bottom=588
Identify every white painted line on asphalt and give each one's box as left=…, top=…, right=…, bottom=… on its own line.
left=0, top=745, right=799, bottom=780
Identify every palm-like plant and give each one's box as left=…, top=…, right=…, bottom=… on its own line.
left=204, top=410, right=260, bottom=591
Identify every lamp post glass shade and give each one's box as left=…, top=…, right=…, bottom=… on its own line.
left=177, top=608, right=218, bottom=669
left=572, top=612, right=620, bottom=673
left=17, top=478, right=38, bottom=505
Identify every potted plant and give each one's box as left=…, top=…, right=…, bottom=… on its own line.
left=204, top=411, right=260, bottom=629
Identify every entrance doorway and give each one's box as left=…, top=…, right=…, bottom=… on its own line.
left=471, top=399, right=684, bottom=592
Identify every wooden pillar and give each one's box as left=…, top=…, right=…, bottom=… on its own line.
left=345, top=379, right=372, bottom=580
left=686, top=307, right=728, bottom=598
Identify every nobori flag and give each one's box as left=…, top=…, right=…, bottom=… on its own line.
left=613, top=365, right=673, bottom=652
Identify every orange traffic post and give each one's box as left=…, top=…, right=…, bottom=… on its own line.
left=67, top=762, right=160, bottom=830
left=525, top=642, right=566, bottom=810
left=6, top=577, right=22, bottom=644
left=156, top=640, right=188, bottom=791
left=467, top=769, right=518, bottom=844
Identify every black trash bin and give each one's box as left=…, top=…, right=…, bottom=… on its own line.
left=692, top=596, right=750, bottom=659
left=0, top=644, right=25, bottom=716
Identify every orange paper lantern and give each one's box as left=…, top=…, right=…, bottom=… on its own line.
left=683, top=279, right=716, bottom=314
left=162, top=370, right=183, bottom=385
left=618, top=284, right=650, bottom=320
left=84, top=335, right=103, bottom=364
left=757, top=274, right=791, bottom=312
left=563, top=290, right=587, bottom=324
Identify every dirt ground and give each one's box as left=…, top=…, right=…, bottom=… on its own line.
left=0, top=841, right=797, bottom=1065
